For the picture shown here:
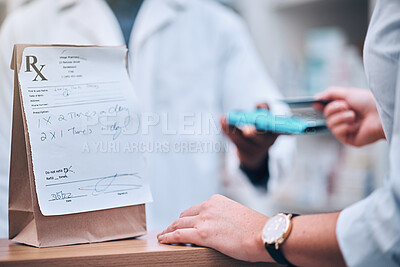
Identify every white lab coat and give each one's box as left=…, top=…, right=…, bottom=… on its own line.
left=0, top=0, right=295, bottom=237
left=336, top=0, right=400, bottom=265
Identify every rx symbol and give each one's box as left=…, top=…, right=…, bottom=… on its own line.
left=25, top=55, right=48, bottom=81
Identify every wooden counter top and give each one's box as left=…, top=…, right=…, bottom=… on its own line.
left=0, top=231, right=281, bottom=266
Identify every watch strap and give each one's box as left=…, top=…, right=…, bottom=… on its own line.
left=265, top=213, right=299, bottom=267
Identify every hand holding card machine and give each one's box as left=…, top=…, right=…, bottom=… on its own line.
left=227, top=109, right=328, bottom=135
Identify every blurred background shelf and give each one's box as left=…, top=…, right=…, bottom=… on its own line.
left=234, top=0, right=373, bottom=93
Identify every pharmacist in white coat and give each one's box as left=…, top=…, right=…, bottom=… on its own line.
left=0, top=0, right=295, bottom=237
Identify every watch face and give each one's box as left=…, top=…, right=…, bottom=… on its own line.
left=262, top=214, right=289, bottom=244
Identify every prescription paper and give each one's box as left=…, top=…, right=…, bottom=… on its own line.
left=18, top=46, right=152, bottom=216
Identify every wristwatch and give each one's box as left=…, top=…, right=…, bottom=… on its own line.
left=262, top=213, right=299, bottom=266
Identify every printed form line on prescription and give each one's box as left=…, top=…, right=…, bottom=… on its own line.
left=27, top=81, right=124, bottom=110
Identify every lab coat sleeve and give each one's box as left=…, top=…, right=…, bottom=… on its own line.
left=218, top=12, right=296, bottom=208
left=336, top=66, right=400, bottom=267
left=0, top=14, right=18, bottom=238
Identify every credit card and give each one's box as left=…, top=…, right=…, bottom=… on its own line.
left=281, top=97, right=331, bottom=108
